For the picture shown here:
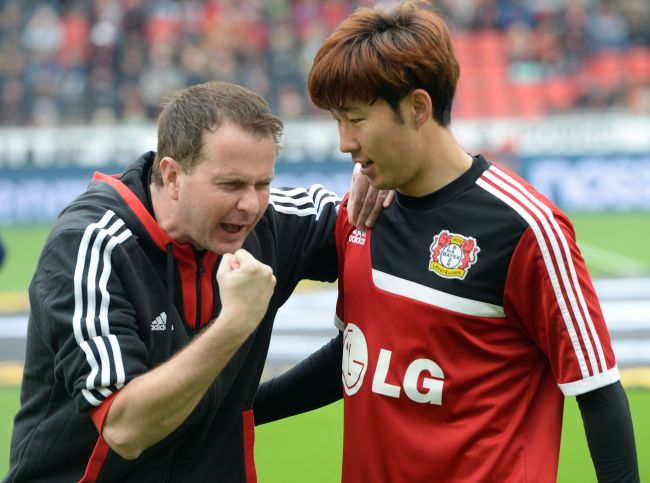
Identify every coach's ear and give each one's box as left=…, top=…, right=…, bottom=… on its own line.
left=159, top=156, right=181, bottom=200
left=410, top=88, right=432, bottom=129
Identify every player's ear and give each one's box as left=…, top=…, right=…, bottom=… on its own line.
left=159, top=156, right=181, bottom=200
left=410, top=89, right=432, bottom=129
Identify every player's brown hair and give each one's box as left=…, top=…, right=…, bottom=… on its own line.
left=308, top=0, right=459, bottom=126
left=152, top=81, right=283, bottom=185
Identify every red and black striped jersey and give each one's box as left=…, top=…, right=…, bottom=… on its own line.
left=335, top=155, right=618, bottom=483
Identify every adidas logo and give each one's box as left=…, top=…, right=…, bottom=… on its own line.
left=151, top=312, right=173, bottom=331
left=348, top=228, right=367, bottom=246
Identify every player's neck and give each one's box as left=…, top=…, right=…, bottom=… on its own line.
left=398, top=127, right=472, bottom=197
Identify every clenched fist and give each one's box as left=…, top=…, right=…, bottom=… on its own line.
left=216, top=248, right=276, bottom=339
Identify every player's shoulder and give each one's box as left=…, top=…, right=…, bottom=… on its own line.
left=476, top=162, right=570, bottom=227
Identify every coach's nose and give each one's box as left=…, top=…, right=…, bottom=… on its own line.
left=237, top=185, right=261, bottom=215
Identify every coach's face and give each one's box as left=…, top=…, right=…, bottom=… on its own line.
left=168, top=122, right=276, bottom=254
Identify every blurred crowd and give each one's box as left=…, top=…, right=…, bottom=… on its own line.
left=0, top=0, right=649, bottom=125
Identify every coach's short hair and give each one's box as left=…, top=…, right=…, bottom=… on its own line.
left=152, top=81, right=283, bottom=185
left=308, top=0, right=459, bottom=126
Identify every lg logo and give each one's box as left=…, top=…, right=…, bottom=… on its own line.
left=343, top=323, right=368, bottom=395
left=342, top=323, right=445, bottom=405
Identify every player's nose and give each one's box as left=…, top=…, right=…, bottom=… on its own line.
left=338, top=122, right=360, bottom=154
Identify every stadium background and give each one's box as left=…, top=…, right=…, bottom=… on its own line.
left=0, top=0, right=649, bottom=481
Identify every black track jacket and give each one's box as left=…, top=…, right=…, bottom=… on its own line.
left=5, top=152, right=339, bottom=482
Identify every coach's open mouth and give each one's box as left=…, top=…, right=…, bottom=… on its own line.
left=221, top=223, right=244, bottom=233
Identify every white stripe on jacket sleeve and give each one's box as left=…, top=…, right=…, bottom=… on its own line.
left=271, top=185, right=340, bottom=220
left=73, top=210, right=132, bottom=406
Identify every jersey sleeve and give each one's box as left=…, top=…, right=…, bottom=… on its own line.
left=31, top=226, right=148, bottom=414
left=268, top=184, right=340, bottom=290
left=503, top=211, right=619, bottom=396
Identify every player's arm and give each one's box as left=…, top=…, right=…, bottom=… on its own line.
left=254, top=332, right=343, bottom=425
left=576, top=382, right=640, bottom=482
left=504, top=208, right=639, bottom=481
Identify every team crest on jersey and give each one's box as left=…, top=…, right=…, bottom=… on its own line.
left=429, top=230, right=480, bottom=280
left=348, top=228, right=367, bottom=246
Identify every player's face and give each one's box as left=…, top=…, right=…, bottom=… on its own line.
left=174, top=123, right=275, bottom=254
left=333, top=98, right=420, bottom=193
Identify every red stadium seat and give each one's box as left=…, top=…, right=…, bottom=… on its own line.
left=623, top=48, right=650, bottom=83
left=509, top=83, right=545, bottom=118
left=542, top=77, right=578, bottom=111
left=586, top=51, right=626, bottom=88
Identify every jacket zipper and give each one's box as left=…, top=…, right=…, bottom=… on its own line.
left=195, top=250, right=206, bottom=335
left=163, top=252, right=205, bottom=481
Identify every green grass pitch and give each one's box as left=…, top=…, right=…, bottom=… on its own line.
left=1, top=387, right=648, bottom=480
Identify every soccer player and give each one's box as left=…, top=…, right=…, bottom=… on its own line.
left=4, top=81, right=385, bottom=482
left=254, top=2, right=640, bottom=482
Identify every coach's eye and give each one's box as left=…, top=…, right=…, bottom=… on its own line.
left=219, top=181, right=244, bottom=190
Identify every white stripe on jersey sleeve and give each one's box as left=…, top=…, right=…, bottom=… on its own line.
left=372, top=269, right=505, bottom=317
left=477, top=167, right=606, bottom=380
left=558, top=366, right=620, bottom=396
left=476, top=177, right=590, bottom=378
left=270, top=185, right=340, bottom=220
left=73, top=210, right=132, bottom=406
left=490, top=165, right=607, bottom=372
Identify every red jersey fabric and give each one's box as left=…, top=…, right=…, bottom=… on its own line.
left=334, top=157, right=618, bottom=482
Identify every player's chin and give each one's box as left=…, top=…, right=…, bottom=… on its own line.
left=370, top=177, right=392, bottom=191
